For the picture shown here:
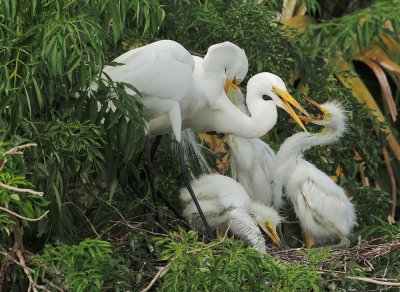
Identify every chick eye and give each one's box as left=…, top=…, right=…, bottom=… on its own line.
left=262, top=94, right=269, bottom=101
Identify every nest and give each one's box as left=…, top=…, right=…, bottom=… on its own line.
left=267, top=237, right=400, bottom=270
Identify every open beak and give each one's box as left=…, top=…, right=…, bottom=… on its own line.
left=298, top=95, right=326, bottom=122
left=272, top=87, right=310, bottom=132
left=261, top=222, right=282, bottom=249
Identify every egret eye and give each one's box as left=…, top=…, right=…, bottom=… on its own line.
left=262, top=94, right=269, bottom=101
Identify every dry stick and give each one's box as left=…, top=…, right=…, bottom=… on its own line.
left=62, top=202, right=100, bottom=237
left=0, top=181, right=44, bottom=196
left=318, top=270, right=400, bottom=287
left=3, top=143, right=38, bottom=156
left=140, top=262, right=173, bottom=292
left=11, top=217, right=44, bottom=292
left=382, top=147, right=397, bottom=223
left=0, top=249, right=36, bottom=274
left=0, top=207, right=49, bottom=222
left=0, top=249, right=64, bottom=292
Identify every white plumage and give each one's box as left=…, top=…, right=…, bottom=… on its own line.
left=276, top=101, right=356, bottom=248
left=229, top=135, right=283, bottom=209
left=180, top=174, right=283, bottom=253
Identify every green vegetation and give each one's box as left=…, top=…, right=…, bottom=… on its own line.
left=0, top=0, right=399, bottom=290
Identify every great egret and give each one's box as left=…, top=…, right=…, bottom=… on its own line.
left=276, top=99, right=356, bottom=248
left=224, top=88, right=283, bottom=209
left=180, top=174, right=282, bottom=252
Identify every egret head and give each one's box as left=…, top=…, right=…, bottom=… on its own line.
left=247, top=72, right=310, bottom=131
left=250, top=202, right=283, bottom=248
left=224, top=47, right=249, bottom=92
left=299, top=97, right=348, bottom=135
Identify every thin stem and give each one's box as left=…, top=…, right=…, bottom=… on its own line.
left=0, top=207, right=49, bottom=222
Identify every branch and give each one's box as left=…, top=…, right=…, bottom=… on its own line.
left=0, top=207, right=49, bottom=222
left=140, top=262, right=172, bottom=292
left=62, top=202, right=99, bottom=237
left=3, top=143, right=38, bottom=156
left=318, top=269, right=400, bottom=287
left=0, top=181, right=44, bottom=196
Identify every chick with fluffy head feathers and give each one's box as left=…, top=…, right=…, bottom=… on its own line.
left=180, top=174, right=283, bottom=253
left=276, top=101, right=356, bottom=248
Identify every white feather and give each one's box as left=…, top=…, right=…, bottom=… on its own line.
left=276, top=101, right=356, bottom=243
left=180, top=174, right=282, bottom=252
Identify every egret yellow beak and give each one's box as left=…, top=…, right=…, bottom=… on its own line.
left=272, top=87, right=310, bottom=132
left=224, top=78, right=240, bottom=93
left=298, top=95, right=326, bottom=122
left=261, top=221, right=282, bottom=249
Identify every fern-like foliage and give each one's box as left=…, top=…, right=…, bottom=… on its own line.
left=302, top=0, right=400, bottom=60
left=32, top=239, right=131, bottom=291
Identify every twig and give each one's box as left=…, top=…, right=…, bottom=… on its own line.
left=319, top=269, right=400, bottom=287
left=140, top=262, right=172, bottom=292
left=0, top=181, right=44, bottom=196
left=3, top=143, right=38, bottom=156
left=62, top=202, right=99, bottom=237
left=382, top=147, right=397, bottom=224
left=0, top=249, right=35, bottom=274
left=0, top=206, right=49, bottom=222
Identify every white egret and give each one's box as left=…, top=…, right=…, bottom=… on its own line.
left=276, top=99, right=356, bottom=248
left=180, top=174, right=283, bottom=252
left=98, top=41, right=309, bottom=236
left=224, top=88, right=283, bottom=209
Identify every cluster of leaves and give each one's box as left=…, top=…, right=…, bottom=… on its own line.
left=156, top=230, right=323, bottom=291
left=303, top=0, right=400, bottom=60
left=32, top=239, right=131, bottom=291
left=154, top=229, right=378, bottom=291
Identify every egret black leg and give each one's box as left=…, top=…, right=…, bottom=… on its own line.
left=178, top=143, right=214, bottom=239
left=150, top=135, right=163, bottom=162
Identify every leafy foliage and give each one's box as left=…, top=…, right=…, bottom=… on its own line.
left=157, top=230, right=324, bottom=291
left=32, top=239, right=131, bottom=291
left=0, top=0, right=399, bottom=290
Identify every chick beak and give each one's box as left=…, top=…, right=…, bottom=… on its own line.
left=272, top=87, right=310, bottom=132
left=298, top=95, right=325, bottom=122
left=261, top=223, right=282, bottom=249
left=225, top=79, right=239, bottom=93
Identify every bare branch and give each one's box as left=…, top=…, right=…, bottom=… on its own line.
left=140, top=262, right=172, bottom=292
left=318, top=269, right=400, bottom=287
left=3, top=143, right=38, bottom=156
left=0, top=181, right=44, bottom=196
left=0, top=206, right=49, bottom=222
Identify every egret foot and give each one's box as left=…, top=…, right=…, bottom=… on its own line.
left=178, top=143, right=215, bottom=239
left=304, top=233, right=314, bottom=248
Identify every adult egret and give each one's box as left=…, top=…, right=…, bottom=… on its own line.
left=276, top=99, right=356, bottom=248
left=225, top=88, right=283, bottom=209
left=180, top=174, right=282, bottom=253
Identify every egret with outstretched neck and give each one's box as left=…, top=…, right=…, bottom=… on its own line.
left=276, top=99, right=356, bottom=248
